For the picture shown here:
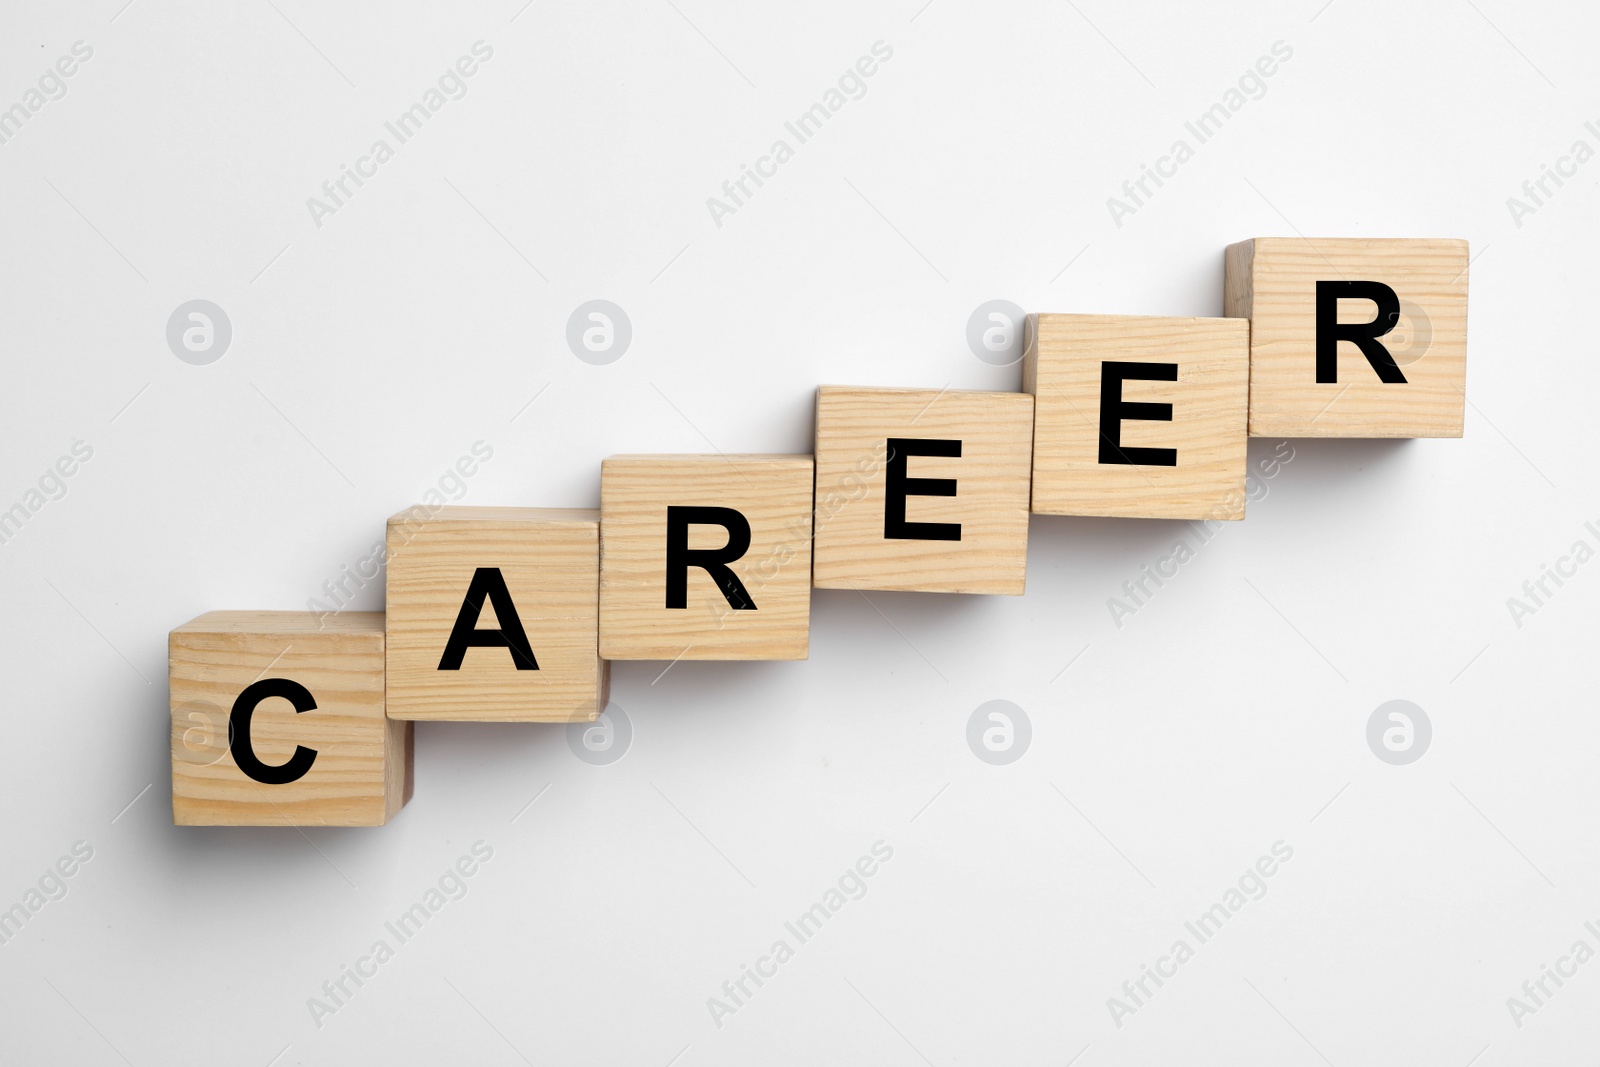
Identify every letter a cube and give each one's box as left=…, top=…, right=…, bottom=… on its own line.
left=599, top=455, right=814, bottom=660
left=169, top=611, right=411, bottom=826
left=1024, top=313, right=1250, bottom=519
left=384, top=506, right=606, bottom=722
left=812, top=386, right=1034, bottom=594
left=1225, top=237, right=1469, bottom=437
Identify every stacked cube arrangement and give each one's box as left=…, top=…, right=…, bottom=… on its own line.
left=169, top=237, right=1470, bottom=826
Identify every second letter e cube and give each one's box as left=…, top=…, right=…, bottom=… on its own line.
left=1024, top=314, right=1249, bottom=520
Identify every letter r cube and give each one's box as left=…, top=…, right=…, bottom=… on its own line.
left=1225, top=237, right=1469, bottom=437
left=599, top=455, right=814, bottom=660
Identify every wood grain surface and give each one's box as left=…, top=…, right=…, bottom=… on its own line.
left=385, top=507, right=606, bottom=722
left=1024, top=313, right=1249, bottom=520
left=1225, top=237, right=1468, bottom=437
left=599, top=455, right=814, bottom=660
left=170, top=610, right=411, bottom=827
left=812, top=386, right=1033, bottom=595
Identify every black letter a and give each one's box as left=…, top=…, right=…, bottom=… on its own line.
left=438, top=567, right=539, bottom=670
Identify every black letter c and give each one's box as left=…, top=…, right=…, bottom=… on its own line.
left=230, top=678, right=319, bottom=785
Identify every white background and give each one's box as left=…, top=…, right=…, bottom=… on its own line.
left=1, top=1, right=1595, bottom=1063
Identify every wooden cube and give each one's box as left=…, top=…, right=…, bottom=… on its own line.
left=812, top=387, right=1033, bottom=595
left=599, top=455, right=814, bottom=660
left=1023, top=313, right=1250, bottom=520
left=1225, top=237, right=1469, bottom=437
left=385, top=506, right=606, bottom=723
left=169, top=611, right=411, bottom=827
